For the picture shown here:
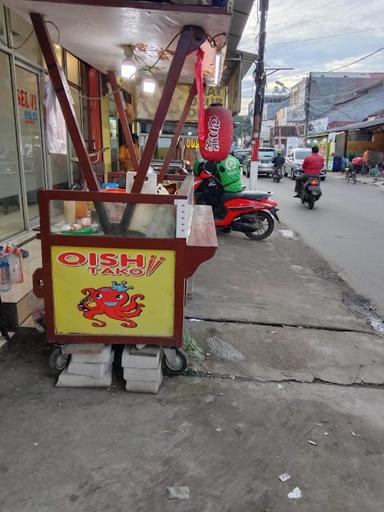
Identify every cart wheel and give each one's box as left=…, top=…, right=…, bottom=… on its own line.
left=163, top=348, right=188, bottom=376
left=48, top=346, right=69, bottom=376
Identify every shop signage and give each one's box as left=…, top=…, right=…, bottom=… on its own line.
left=51, top=246, right=176, bottom=336
left=308, top=117, right=328, bottom=134
left=17, top=88, right=38, bottom=124
left=184, top=138, right=199, bottom=149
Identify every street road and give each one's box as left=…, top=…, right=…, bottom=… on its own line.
left=258, top=173, right=384, bottom=318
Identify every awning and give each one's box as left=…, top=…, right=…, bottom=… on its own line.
left=327, top=118, right=384, bottom=133
left=6, top=0, right=233, bottom=85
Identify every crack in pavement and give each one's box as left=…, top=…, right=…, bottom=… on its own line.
left=184, top=368, right=384, bottom=390
left=186, top=316, right=375, bottom=335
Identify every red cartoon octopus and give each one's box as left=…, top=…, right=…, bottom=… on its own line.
left=78, top=281, right=145, bottom=328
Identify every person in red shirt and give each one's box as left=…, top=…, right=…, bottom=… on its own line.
left=294, top=145, right=324, bottom=197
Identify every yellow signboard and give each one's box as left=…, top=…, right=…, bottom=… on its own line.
left=51, top=246, right=176, bottom=337
left=187, top=86, right=226, bottom=122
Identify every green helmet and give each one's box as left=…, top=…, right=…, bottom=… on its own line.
left=193, top=159, right=205, bottom=176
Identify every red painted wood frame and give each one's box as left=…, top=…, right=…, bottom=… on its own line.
left=30, top=13, right=100, bottom=192
left=32, top=12, right=205, bottom=196
left=108, top=70, right=139, bottom=173
left=33, top=189, right=215, bottom=346
left=158, top=82, right=197, bottom=182
left=131, top=26, right=206, bottom=193
left=27, top=1, right=230, bottom=16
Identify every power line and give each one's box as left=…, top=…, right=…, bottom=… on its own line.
left=269, top=0, right=309, bottom=16
left=268, top=28, right=380, bottom=47
left=328, top=46, right=384, bottom=72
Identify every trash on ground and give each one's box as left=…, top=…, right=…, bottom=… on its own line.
left=288, top=487, right=302, bottom=500
left=188, top=318, right=201, bottom=322
left=216, top=427, right=222, bottom=432
left=324, top=432, right=328, bottom=436
left=207, top=336, right=245, bottom=361
left=278, top=473, right=291, bottom=482
left=308, top=440, right=317, bottom=446
left=167, top=486, right=190, bottom=500
left=278, top=229, right=297, bottom=239
left=351, top=431, right=361, bottom=437
left=277, top=384, right=284, bottom=390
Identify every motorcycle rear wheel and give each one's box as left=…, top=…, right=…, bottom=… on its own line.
left=307, top=197, right=315, bottom=209
left=245, top=212, right=275, bottom=240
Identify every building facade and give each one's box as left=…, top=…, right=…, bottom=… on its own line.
left=0, top=3, right=107, bottom=243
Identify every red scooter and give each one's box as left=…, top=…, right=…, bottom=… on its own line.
left=194, top=170, right=279, bottom=240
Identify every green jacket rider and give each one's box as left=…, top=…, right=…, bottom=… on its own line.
left=216, top=154, right=243, bottom=193
left=193, top=155, right=242, bottom=193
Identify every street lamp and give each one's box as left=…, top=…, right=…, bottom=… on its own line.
left=275, top=80, right=291, bottom=93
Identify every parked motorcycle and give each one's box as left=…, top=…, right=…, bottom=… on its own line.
left=194, top=170, right=279, bottom=240
left=298, top=176, right=322, bottom=209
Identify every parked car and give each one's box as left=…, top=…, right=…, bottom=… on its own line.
left=284, top=148, right=327, bottom=181
left=234, top=148, right=251, bottom=165
left=244, top=147, right=277, bottom=177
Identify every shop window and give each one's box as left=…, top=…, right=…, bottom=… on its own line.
left=66, top=52, right=80, bottom=86
left=0, top=52, right=24, bottom=240
left=15, top=65, right=45, bottom=226
left=9, top=10, right=42, bottom=66
left=54, top=44, right=63, bottom=67
left=69, top=85, right=82, bottom=184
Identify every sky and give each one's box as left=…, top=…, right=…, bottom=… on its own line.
left=238, top=0, right=384, bottom=114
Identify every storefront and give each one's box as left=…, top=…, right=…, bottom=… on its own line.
left=0, top=3, right=102, bottom=242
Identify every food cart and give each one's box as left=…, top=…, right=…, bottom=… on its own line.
left=7, top=0, right=242, bottom=373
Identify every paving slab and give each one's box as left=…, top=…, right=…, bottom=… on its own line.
left=187, top=320, right=384, bottom=385
left=186, top=231, right=371, bottom=332
left=1, top=338, right=384, bottom=512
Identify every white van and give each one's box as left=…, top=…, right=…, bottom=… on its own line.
left=284, top=148, right=326, bottom=180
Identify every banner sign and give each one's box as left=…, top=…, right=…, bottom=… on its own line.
left=51, top=246, right=176, bottom=337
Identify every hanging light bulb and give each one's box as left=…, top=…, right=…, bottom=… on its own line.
left=120, top=45, right=136, bottom=79
left=121, top=57, right=136, bottom=79
left=142, top=77, right=156, bottom=94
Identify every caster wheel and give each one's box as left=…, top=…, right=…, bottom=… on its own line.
left=48, top=346, right=69, bottom=376
left=163, top=348, right=188, bottom=376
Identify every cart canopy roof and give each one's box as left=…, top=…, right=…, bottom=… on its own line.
left=7, top=0, right=244, bottom=85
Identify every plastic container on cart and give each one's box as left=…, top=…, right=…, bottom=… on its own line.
left=125, top=171, right=175, bottom=236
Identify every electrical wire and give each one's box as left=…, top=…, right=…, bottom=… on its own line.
left=146, top=31, right=182, bottom=72
left=0, top=28, right=34, bottom=50
left=268, top=28, right=380, bottom=47
left=46, top=20, right=61, bottom=45
left=0, top=19, right=60, bottom=50
left=328, top=46, right=384, bottom=72
left=269, top=0, right=309, bottom=16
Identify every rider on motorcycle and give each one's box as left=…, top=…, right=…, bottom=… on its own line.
left=294, top=145, right=324, bottom=197
left=194, top=154, right=242, bottom=218
left=272, top=151, right=285, bottom=177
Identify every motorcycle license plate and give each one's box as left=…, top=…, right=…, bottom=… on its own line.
left=308, top=187, right=320, bottom=193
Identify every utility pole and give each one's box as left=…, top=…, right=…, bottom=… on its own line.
left=250, top=0, right=269, bottom=190
left=304, top=72, right=312, bottom=137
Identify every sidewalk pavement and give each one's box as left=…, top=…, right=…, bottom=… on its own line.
left=1, top=228, right=384, bottom=511
left=333, top=172, right=384, bottom=187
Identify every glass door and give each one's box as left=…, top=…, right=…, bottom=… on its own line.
left=0, top=51, right=24, bottom=241
left=15, top=65, right=45, bottom=226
